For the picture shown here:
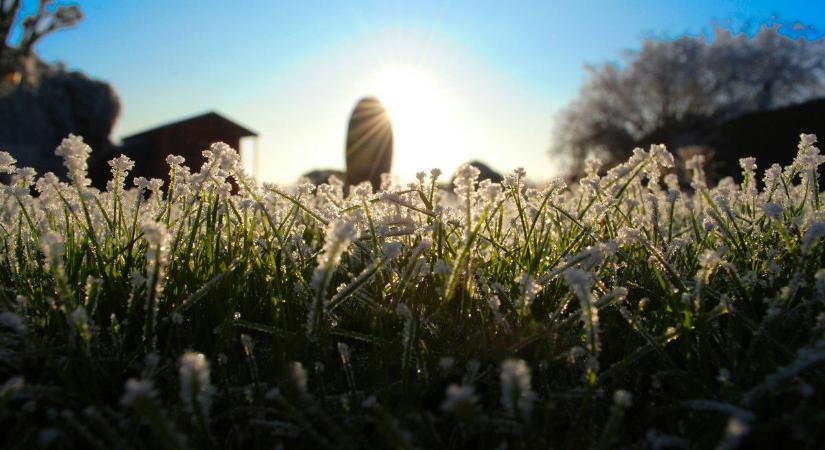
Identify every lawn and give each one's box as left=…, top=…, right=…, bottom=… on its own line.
left=1, top=134, right=824, bottom=449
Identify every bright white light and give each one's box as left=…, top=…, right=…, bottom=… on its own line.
left=370, top=66, right=466, bottom=180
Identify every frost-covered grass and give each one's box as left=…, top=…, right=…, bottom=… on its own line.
left=1, top=135, right=824, bottom=449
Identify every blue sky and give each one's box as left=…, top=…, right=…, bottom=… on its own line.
left=20, top=0, right=825, bottom=182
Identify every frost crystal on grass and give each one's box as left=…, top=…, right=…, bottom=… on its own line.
left=54, top=134, right=93, bottom=187
left=166, top=154, right=185, bottom=166
left=287, top=361, right=309, bottom=398
left=441, top=383, right=479, bottom=417
left=109, top=155, right=135, bottom=174
left=613, top=389, right=633, bottom=408
left=69, top=306, right=88, bottom=328
left=564, top=268, right=600, bottom=361
left=0, top=151, right=16, bottom=174
left=500, top=358, right=536, bottom=417
left=762, top=202, right=783, bottom=219
left=310, top=221, right=356, bottom=291
left=142, top=220, right=169, bottom=248
left=39, top=231, right=65, bottom=262
left=307, top=220, right=357, bottom=337
left=3, top=133, right=825, bottom=447
left=453, top=163, right=481, bottom=197
left=179, top=352, right=213, bottom=417
left=617, top=227, right=644, bottom=247
left=120, top=378, right=156, bottom=406
left=515, top=271, right=541, bottom=314
left=801, top=221, right=825, bottom=254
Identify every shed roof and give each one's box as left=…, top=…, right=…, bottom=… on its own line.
left=122, top=111, right=258, bottom=141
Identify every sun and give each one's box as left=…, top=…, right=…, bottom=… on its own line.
left=369, top=65, right=466, bottom=180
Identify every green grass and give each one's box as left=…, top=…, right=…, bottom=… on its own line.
left=0, top=136, right=824, bottom=449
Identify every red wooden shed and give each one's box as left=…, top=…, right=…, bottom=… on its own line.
left=101, top=111, right=258, bottom=184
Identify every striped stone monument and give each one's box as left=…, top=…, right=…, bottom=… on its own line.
left=345, top=97, right=393, bottom=191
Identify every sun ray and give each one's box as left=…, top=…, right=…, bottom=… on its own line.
left=368, top=64, right=465, bottom=179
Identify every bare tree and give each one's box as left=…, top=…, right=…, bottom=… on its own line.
left=0, top=1, right=22, bottom=62
left=18, top=0, right=81, bottom=55
left=2, top=0, right=81, bottom=82
left=551, top=24, right=825, bottom=176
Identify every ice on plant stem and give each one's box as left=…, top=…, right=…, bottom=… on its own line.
left=1, top=134, right=824, bottom=447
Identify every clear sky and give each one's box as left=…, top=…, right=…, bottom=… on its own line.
left=21, top=0, right=825, bottom=183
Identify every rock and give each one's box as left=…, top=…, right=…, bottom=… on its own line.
left=0, top=66, right=120, bottom=178
left=302, top=169, right=345, bottom=186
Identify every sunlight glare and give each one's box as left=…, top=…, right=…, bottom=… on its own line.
left=370, top=66, right=465, bottom=180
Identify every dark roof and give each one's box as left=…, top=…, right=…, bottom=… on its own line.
left=122, top=111, right=258, bottom=141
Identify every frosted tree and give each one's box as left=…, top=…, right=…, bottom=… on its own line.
left=551, top=23, right=825, bottom=176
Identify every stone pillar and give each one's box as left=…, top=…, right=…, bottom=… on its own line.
left=345, top=96, right=393, bottom=191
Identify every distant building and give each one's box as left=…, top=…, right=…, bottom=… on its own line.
left=636, top=97, right=825, bottom=184
left=92, top=111, right=257, bottom=186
